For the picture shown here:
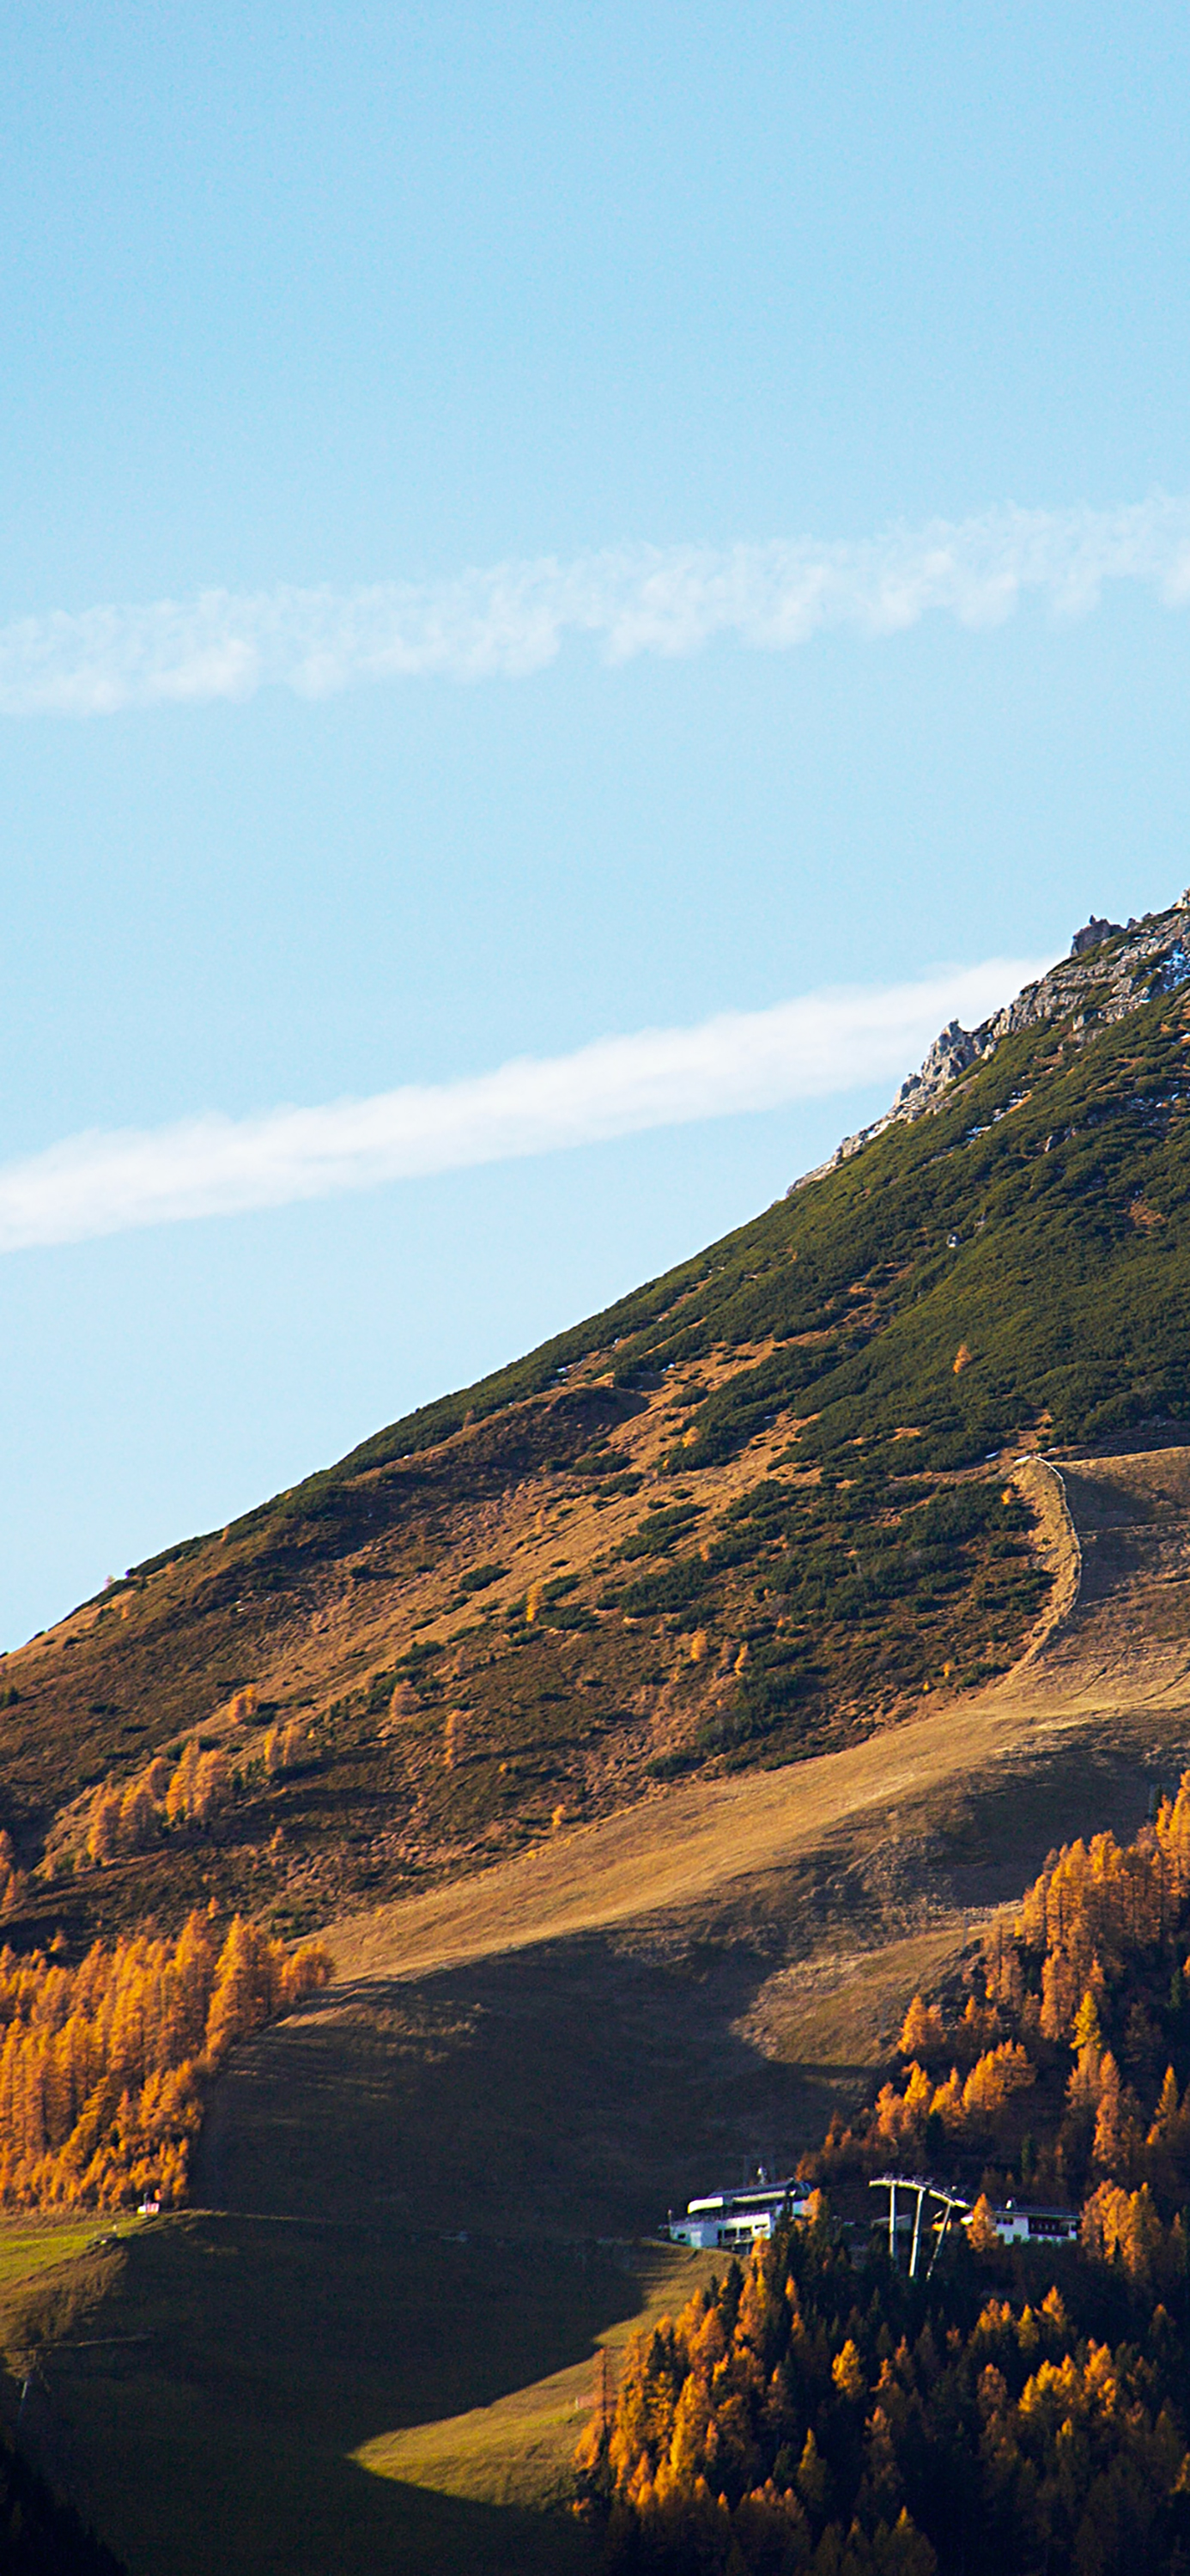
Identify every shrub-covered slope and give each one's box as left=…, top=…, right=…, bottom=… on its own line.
left=4, top=902, right=1190, bottom=1943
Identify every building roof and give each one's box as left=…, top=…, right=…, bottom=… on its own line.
left=685, top=2178, right=806, bottom=2216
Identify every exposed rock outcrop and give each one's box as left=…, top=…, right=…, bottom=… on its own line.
left=793, top=888, right=1190, bottom=1190
left=1071, top=913, right=1123, bottom=956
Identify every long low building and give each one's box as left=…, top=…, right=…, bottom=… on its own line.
left=665, top=2176, right=811, bottom=2250
left=975, top=2201, right=1080, bottom=2246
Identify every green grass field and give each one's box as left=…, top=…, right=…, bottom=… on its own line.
left=0, top=2217, right=130, bottom=2299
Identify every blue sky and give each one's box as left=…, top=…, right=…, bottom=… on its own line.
left=5, top=3, right=1190, bottom=1645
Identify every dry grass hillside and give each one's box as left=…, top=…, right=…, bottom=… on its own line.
left=4, top=1440, right=1190, bottom=2575
left=0, top=1326, right=1051, bottom=1949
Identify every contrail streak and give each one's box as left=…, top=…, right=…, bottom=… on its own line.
left=0, top=959, right=1049, bottom=1251
left=2, top=495, right=1189, bottom=715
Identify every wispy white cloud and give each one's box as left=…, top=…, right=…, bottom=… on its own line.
left=3, top=494, right=1190, bottom=717
left=0, top=960, right=1048, bottom=1251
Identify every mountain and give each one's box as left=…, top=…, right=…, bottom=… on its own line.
left=4, top=890, right=1190, bottom=1948
left=9, top=891, right=1190, bottom=2576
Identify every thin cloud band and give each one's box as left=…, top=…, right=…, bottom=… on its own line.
left=0, top=961, right=1048, bottom=1253
left=3, top=495, right=1190, bottom=717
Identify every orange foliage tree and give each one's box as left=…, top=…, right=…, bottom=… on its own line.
left=817, top=1770, right=1190, bottom=2248
left=0, top=1912, right=330, bottom=2209
left=577, top=2229, right=1190, bottom=2573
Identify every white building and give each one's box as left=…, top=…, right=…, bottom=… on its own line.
left=665, top=2175, right=811, bottom=2250
left=971, top=2200, right=1079, bottom=2247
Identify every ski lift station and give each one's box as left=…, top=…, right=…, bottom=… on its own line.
left=870, top=2174, right=1079, bottom=2276
left=665, top=2173, right=811, bottom=2250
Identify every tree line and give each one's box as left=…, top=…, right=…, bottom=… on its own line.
left=576, top=2215, right=1190, bottom=2573
left=821, top=1769, right=1190, bottom=2276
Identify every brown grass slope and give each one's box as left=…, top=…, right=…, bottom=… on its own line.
left=5, top=1443, right=1190, bottom=2576
left=0, top=1336, right=1056, bottom=1949
left=1, top=914, right=1189, bottom=1968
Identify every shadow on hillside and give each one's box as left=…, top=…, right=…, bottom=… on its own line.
left=195, top=1926, right=860, bottom=2236
left=34, top=1929, right=859, bottom=2572
left=41, top=1726, right=1177, bottom=2572
left=21, top=2210, right=621, bottom=2575
left=195, top=1722, right=1171, bottom=2245
left=927, top=1734, right=1162, bottom=1909
left=327, top=2470, right=596, bottom=2576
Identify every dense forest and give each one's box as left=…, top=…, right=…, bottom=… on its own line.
left=0, top=1912, right=329, bottom=2208
left=578, top=1777, right=1190, bottom=2572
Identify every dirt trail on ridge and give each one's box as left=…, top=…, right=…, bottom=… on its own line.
left=330, top=1444, right=1190, bottom=1990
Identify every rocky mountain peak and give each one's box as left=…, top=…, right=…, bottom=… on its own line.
left=1070, top=913, right=1123, bottom=956
left=794, top=885, right=1190, bottom=1190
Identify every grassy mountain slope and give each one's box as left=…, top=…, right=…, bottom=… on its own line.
left=4, top=904, right=1190, bottom=1945
left=10, top=1430, right=1190, bottom=2576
